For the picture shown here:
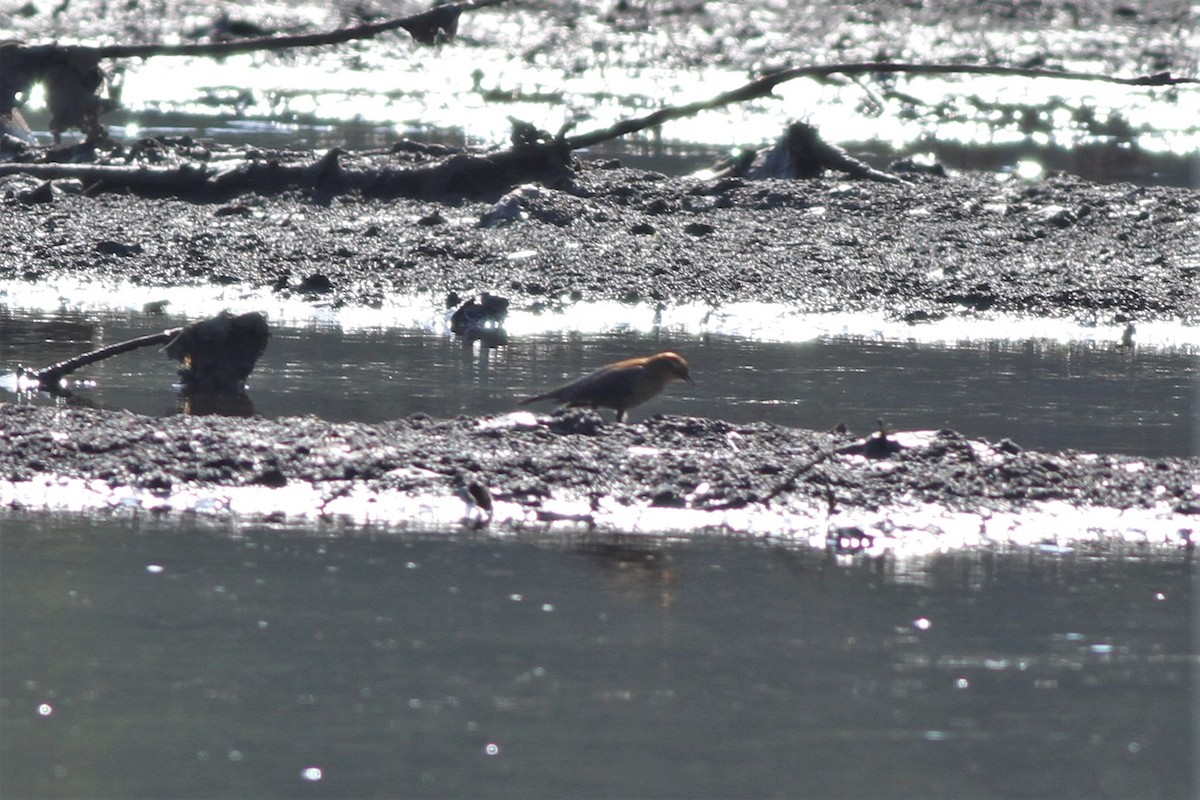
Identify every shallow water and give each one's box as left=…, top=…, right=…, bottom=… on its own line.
left=0, top=512, right=1192, bottom=799
left=1, top=308, right=1195, bottom=458
left=8, top=1, right=1200, bottom=186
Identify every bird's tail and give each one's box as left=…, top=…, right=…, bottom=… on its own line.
left=518, top=391, right=554, bottom=406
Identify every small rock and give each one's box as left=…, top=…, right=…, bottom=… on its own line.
left=297, top=273, right=334, bottom=294
left=95, top=240, right=144, bottom=257
left=19, top=181, right=56, bottom=205
left=548, top=409, right=605, bottom=436
left=889, top=158, right=947, bottom=177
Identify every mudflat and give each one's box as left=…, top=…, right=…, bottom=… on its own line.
left=0, top=0, right=1196, bottom=535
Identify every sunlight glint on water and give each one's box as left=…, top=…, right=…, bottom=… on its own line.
left=3, top=279, right=1198, bottom=348
left=19, top=29, right=1200, bottom=162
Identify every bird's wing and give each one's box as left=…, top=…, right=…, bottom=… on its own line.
left=520, top=363, right=644, bottom=406
left=563, top=363, right=642, bottom=402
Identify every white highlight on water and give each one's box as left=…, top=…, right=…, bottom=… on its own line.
left=2, top=278, right=1195, bottom=350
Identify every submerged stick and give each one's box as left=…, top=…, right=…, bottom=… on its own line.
left=19, top=311, right=270, bottom=395
left=23, top=330, right=176, bottom=390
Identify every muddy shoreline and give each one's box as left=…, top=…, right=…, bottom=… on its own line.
left=3, top=161, right=1197, bottom=321
left=2, top=152, right=1199, bottom=534
left=1, top=403, right=1197, bottom=541
left=3, top=0, right=1199, bottom=535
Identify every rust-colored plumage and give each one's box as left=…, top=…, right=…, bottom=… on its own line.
left=520, top=351, right=693, bottom=422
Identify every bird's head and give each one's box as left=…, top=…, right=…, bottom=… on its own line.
left=651, top=352, right=694, bottom=384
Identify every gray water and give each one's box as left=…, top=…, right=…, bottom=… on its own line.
left=0, top=512, right=1192, bottom=799
left=2, top=309, right=1195, bottom=457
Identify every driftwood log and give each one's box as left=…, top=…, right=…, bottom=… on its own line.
left=0, top=135, right=578, bottom=200
left=712, top=121, right=906, bottom=184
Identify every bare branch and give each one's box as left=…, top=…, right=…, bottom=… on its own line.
left=94, top=0, right=513, bottom=59
left=22, top=330, right=176, bottom=390
left=564, top=62, right=1197, bottom=150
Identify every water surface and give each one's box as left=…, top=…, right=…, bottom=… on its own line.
left=2, top=308, right=1194, bottom=458
left=0, top=512, right=1192, bottom=799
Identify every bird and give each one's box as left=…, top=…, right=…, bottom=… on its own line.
left=520, top=351, right=693, bottom=423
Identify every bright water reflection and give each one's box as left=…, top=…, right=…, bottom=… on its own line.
left=1, top=309, right=1195, bottom=458
left=0, top=512, right=1192, bottom=799
left=12, top=10, right=1199, bottom=186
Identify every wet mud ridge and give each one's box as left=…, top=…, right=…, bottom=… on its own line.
left=1, top=405, right=1196, bottom=543
left=1, top=156, right=1198, bottom=323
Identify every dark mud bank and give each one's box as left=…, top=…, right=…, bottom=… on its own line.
left=2, top=160, right=1198, bottom=324
left=1, top=405, right=1197, bottom=541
